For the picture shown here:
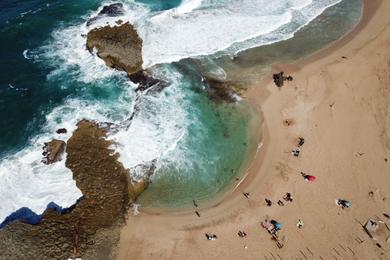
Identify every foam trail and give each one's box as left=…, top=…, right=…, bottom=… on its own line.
left=22, top=49, right=30, bottom=59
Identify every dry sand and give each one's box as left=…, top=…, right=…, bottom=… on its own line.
left=116, top=0, right=390, bottom=259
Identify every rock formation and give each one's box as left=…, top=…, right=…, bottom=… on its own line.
left=86, top=22, right=143, bottom=76
left=56, top=128, right=67, bottom=134
left=130, top=70, right=167, bottom=93
left=98, top=3, right=124, bottom=16
left=203, top=76, right=245, bottom=102
left=42, top=139, right=66, bottom=164
left=86, top=3, right=125, bottom=26
left=273, top=71, right=293, bottom=87
left=0, top=120, right=150, bottom=260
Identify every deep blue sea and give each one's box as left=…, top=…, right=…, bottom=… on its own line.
left=0, top=0, right=362, bottom=227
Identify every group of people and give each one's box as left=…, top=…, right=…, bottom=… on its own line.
left=265, top=192, right=294, bottom=207
left=292, top=137, right=305, bottom=157
left=261, top=219, right=282, bottom=236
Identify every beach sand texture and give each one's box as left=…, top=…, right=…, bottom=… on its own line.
left=116, top=0, right=390, bottom=259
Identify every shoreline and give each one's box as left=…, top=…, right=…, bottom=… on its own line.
left=116, top=0, right=390, bottom=258
left=125, top=0, right=374, bottom=216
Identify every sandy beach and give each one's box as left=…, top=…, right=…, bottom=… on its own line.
left=116, top=0, right=390, bottom=259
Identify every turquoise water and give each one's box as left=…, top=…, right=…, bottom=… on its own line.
left=0, top=0, right=363, bottom=225
left=137, top=66, right=252, bottom=207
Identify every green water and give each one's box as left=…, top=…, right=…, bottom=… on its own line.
left=137, top=65, right=254, bottom=207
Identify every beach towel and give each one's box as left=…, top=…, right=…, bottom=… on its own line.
left=306, top=175, right=316, bottom=182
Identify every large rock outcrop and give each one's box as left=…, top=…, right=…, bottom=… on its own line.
left=0, top=120, right=151, bottom=260
left=86, top=23, right=143, bottom=76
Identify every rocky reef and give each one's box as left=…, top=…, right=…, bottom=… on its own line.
left=86, top=22, right=143, bottom=76
left=203, top=76, right=246, bottom=103
left=86, top=3, right=125, bottom=26
left=41, top=139, right=66, bottom=164
left=0, top=120, right=152, bottom=260
left=86, top=18, right=168, bottom=93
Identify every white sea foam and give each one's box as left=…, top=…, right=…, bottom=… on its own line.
left=109, top=66, right=189, bottom=170
left=175, top=0, right=202, bottom=14
left=39, top=0, right=342, bottom=83
left=22, top=49, right=30, bottom=59
left=118, top=0, right=341, bottom=67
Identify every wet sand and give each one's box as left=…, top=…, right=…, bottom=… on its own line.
left=116, top=0, right=390, bottom=259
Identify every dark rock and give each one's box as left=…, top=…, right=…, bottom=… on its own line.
left=41, top=139, right=66, bottom=164
left=56, top=128, right=67, bottom=134
left=273, top=71, right=293, bottom=88
left=99, top=3, right=124, bottom=16
left=86, top=3, right=125, bottom=26
left=129, top=70, right=166, bottom=93
left=86, top=22, right=143, bottom=76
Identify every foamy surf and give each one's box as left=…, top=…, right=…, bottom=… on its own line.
left=48, top=0, right=343, bottom=70
left=108, top=66, right=189, bottom=170
left=121, top=0, right=342, bottom=67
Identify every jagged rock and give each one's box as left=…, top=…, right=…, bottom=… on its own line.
left=86, top=3, right=125, bottom=26
left=273, top=71, right=293, bottom=87
left=1, top=120, right=149, bottom=259
left=42, top=139, right=66, bottom=164
left=129, top=159, right=157, bottom=195
left=86, top=22, right=143, bottom=76
left=129, top=70, right=166, bottom=93
left=130, top=159, right=156, bottom=183
left=56, top=128, right=67, bottom=134
left=98, top=3, right=124, bottom=16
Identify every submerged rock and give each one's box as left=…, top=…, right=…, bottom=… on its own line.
left=86, top=22, right=143, bottom=76
left=130, top=70, right=166, bottom=93
left=130, top=159, right=157, bottom=195
left=98, top=3, right=124, bottom=16
left=203, top=76, right=245, bottom=102
left=86, top=3, right=125, bottom=26
left=41, top=139, right=66, bottom=164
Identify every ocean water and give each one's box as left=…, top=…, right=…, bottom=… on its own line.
left=0, top=0, right=362, bottom=226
